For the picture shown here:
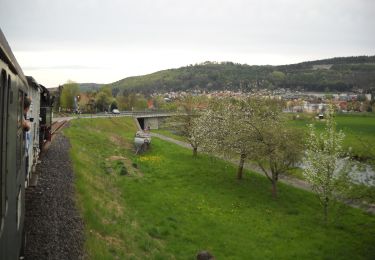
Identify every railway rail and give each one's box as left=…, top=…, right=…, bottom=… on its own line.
left=51, top=120, right=68, bottom=135
left=40, top=120, right=68, bottom=153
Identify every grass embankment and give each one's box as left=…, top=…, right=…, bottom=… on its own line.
left=65, top=117, right=375, bottom=259
left=151, top=129, right=188, bottom=142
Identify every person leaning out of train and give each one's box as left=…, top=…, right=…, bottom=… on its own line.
left=22, top=97, right=31, bottom=131
left=23, top=96, right=32, bottom=177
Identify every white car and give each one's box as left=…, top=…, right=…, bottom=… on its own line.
left=112, top=109, right=120, bottom=114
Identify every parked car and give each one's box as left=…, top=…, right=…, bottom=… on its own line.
left=112, top=109, right=120, bottom=114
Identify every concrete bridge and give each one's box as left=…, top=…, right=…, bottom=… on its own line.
left=53, top=111, right=179, bottom=130
left=129, top=111, right=178, bottom=130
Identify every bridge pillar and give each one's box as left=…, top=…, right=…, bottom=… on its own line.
left=143, top=117, right=159, bottom=130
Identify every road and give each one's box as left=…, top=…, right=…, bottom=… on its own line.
left=53, top=111, right=176, bottom=123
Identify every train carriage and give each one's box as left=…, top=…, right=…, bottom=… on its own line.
left=0, top=28, right=28, bottom=259
left=39, top=84, right=54, bottom=149
left=0, top=28, right=54, bottom=259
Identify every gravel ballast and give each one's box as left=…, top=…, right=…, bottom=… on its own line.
left=24, top=132, right=84, bottom=259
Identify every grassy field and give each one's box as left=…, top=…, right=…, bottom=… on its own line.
left=287, top=113, right=375, bottom=162
left=151, top=129, right=188, bottom=142
left=64, top=117, right=375, bottom=259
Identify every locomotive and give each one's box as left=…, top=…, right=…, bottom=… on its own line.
left=0, top=28, right=54, bottom=259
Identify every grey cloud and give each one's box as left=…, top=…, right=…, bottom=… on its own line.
left=22, top=65, right=106, bottom=70
left=1, top=0, right=374, bottom=58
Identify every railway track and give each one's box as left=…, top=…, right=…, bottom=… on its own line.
left=41, top=120, right=68, bottom=152
left=51, top=120, right=68, bottom=135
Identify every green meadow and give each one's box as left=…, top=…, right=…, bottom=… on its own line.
left=64, top=117, right=375, bottom=259
left=287, top=113, right=375, bottom=163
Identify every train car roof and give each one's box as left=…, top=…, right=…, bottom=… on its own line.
left=26, top=76, right=41, bottom=90
left=0, top=28, right=27, bottom=85
left=39, top=83, right=49, bottom=94
left=39, top=83, right=55, bottom=106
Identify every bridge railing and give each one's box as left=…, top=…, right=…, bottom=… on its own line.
left=130, top=111, right=179, bottom=117
left=55, top=110, right=183, bottom=119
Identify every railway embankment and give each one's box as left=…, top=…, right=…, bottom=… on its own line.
left=24, top=131, right=84, bottom=259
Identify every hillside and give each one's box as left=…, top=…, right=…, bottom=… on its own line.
left=107, top=56, right=375, bottom=94
left=78, top=83, right=102, bottom=92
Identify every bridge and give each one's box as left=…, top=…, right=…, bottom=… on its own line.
left=124, top=111, right=178, bottom=130
left=53, top=111, right=179, bottom=130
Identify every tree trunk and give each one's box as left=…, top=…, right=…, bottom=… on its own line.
left=193, top=147, right=198, bottom=157
left=323, top=197, right=329, bottom=224
left=271, top=179, right=278, bottom=199
left=237, top=154, right=246, bottom=179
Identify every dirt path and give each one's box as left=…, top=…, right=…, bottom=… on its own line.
left=24, top=133, right=84, bottom=259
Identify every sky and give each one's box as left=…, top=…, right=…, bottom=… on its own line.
left=0, top=0, right=374, bottom=87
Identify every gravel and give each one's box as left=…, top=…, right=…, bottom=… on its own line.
left=24, top=132, right=84, bottom=260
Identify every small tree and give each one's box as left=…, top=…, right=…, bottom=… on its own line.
left=200, top=97, right=283, bottom=180
left=60, top=81, right=79, bottom=110
left=188, top=114, right=207, bottom=156
left=164, top=95, right=204, bottom=156
left=254, top=126, right=303, bottom=198
left=95, top=91, right=112, bottom=112
left=303, top=105, right=347, bottom=223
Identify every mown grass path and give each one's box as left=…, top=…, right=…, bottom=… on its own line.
left=65, top=117, right=375, bottom=259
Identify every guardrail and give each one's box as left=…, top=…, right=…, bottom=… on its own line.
left=53, top=111, right=185, bottom=121
left=82, top=111, right=178, bottom=118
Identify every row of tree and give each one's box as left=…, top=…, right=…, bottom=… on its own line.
left=166, top=97, right=358, bottom=223
left=167, top=97, right=303, bottom=198
left=58, top=82, right=151, bottom=112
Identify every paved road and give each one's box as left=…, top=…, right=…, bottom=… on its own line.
left=53, top=111, right=176, bottom=123
left=53, top=114, right=130, bottom=122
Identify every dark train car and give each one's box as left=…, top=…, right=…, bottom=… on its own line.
left=25, top=76, right=41, bottom=187
left=0, top=28, right=28, bottom=259
left=39, top=84, right=54, bottom=149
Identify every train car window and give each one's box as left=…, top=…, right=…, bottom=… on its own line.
left=17, top=90, right=23, bottom=128
left=16, top=186, right=21, bottom=230
left=0, top=70, right=6, bottom=221
left=5, top=76, right=10, bottom=209
left=0, top=71, right=3, bottom=221
left=16, top=90, right=23, bottom=176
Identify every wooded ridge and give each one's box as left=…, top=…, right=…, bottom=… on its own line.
left=93, top=56, right=375, bottom=94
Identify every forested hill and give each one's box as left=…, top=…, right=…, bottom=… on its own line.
left=78, top=83, right=103, bottom=92
left=107, top=56, right=375, bottom=94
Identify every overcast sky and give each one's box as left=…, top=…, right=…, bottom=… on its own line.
left=1, top=0, right=374, bottom=87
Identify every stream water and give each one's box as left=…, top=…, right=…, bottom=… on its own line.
left=299, top=160, right=375, bottom=187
